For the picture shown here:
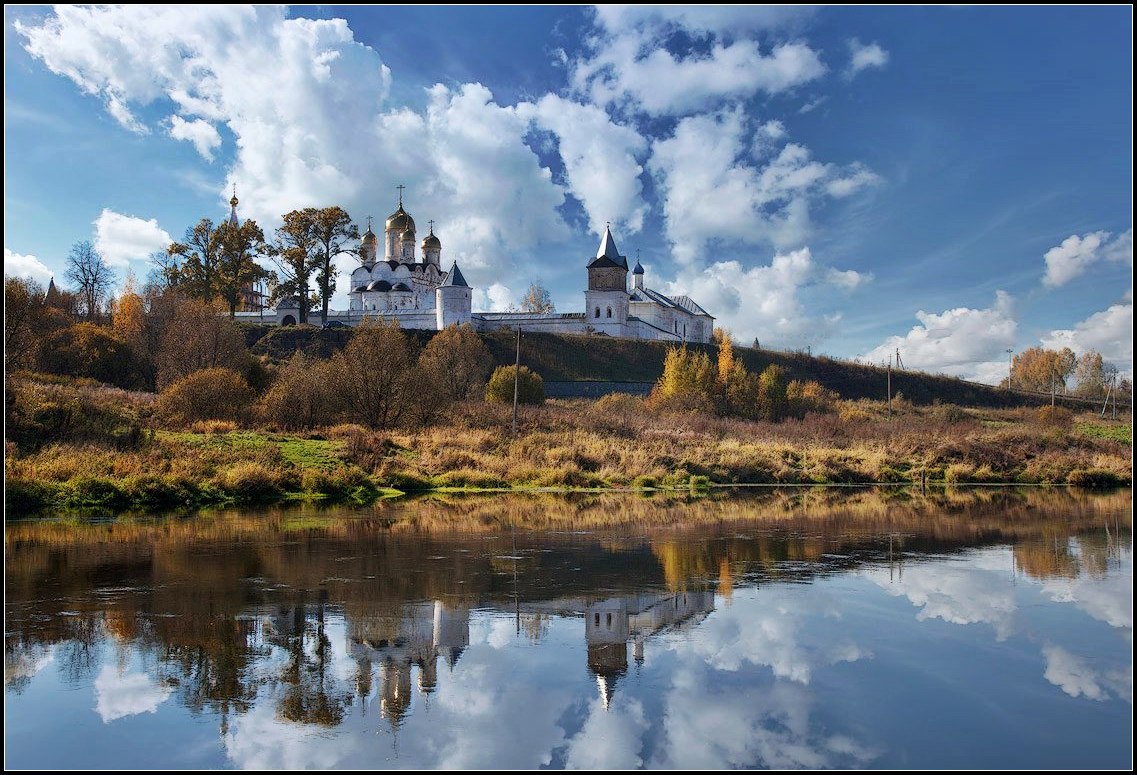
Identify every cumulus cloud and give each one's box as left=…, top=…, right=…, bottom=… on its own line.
left=16, top=6, right=572, bottom=294
left=4, top=248, right=54, bottom=285
left=592, top=6, right=818, bottom=37
left=571, top=9, right=824, bottom=117
left=1042, top=302, right=1132, bottom=377
left=1042, top=229, right=1132, bottom=288
left=864, top=553, right=1019, bottom=641
left=93, top=209, right=173, bottom=268
left=845, top=39, right=889, bottom=79
left=518, top=95, right=648, bottom=235
left=859, top=291, right=1018, bottom=381
left=564, top=697, right=650, bottom=769
left=94, top=665, right=173, bottom=722
left=663, top=247, right=867, bottom=349
left=1041, top=645, right=1108, bottom=700
left=649, top=665, right=877, bottom=769
left=167, top=115, right=221, bottom=161
left=573, top=38, right=826, bottom=117
left=649, top=109, right=880, bottom=263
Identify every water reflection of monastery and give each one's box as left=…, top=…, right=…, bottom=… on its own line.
left=345, top=590, right=715, bottom=727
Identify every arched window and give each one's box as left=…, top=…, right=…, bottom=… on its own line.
left=674, top=321, right=678, bottom=333
left=607, top=307, right=612, bottom=318
left=684, top=323, right=687, bottom=337
left=595, top=307, right=600, bottom=318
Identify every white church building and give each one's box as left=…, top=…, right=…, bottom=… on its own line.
left=264, top=196, right=714, bottom=343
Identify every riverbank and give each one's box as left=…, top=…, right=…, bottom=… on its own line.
left=4, top=382, right=1131, bottom=517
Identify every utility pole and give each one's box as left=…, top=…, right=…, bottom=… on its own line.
left=1101, top=376, right=1114, bottom=419
left=1006, top=349, right=1013, bottom=390
left=511, top=325, right=521, bottom=436
left=887, top=353, right=892, bottom=417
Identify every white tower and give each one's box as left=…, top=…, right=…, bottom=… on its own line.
left=584, top=224, right=629, bottom=336
left=436, top=261, right=472, bottom=329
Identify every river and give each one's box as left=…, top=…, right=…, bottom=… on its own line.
left=4, top=487, right=1132, bottom=769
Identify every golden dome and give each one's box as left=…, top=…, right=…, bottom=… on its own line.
left=400, top=226, right=415, bottom=242
left=361, top=227, right=377, bottom=244
left=385, top=205, right=415, bottom=235
left=422, top=231, right=441, bottom=250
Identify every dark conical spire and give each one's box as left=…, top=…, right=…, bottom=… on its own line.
left=587, top=222, right=628, bottom=270
left=441, top=261, right=468, bottom=288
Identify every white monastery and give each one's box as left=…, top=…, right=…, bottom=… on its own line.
left=248, top=192, right=714, bottom=343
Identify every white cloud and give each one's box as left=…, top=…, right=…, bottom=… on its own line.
left=1041, top=644, right=1107, bottom=700
left=825, top=164, right=882, bottom=198
left=798, top=95, right=828, bottom=114
left=592, top=6, right=818, bottom=37
left=845, top=39, right=889, bottom=79
left=1042, top=229, right=1132, bottom=288
left=571, top=9, right=824, bottom=118
left=519, top=95, right=648, bottom=235
left=863, top=552, right=1019, bottom=641
left=93, top=209, right=173, bottom=268
left=17, top=6, right=572, bottom=296
left=93, top=665, right=173, bottom=722
left=1042, top=303, right=1132, bottom=378
left=663, top=247, right=867, bottom=348
left=826, top=267, right=873, bottom=291
left=564, top=697, right=649, bottom=769
left=860, top=291, right=1018, bottom=381
left=648, top=109, right=879, bottom=263
left=472, top=281, right=518, bottom=313
left=4, top=248, right=54, bottom=285
left=167, top=115, right=221, bottom=161
left=574, top=36, right=826, bottom=117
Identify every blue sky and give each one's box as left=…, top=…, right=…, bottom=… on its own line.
left=4, top=6, right=1132, bottom=382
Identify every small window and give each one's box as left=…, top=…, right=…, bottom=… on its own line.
left=595, top=307, right=600, bottom=318
left=606, top=612, right=613, bottom=627
left=594, top=613, right=600, bottom=625
left=607, top=307, right=612, bottom=318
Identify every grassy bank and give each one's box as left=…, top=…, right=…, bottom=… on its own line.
left=4, top=377, right=1130, bottom=518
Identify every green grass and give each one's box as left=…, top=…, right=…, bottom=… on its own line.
left=157, top=430, right=345, bottom=468
left=1076, top=422, right=1131, bottom=445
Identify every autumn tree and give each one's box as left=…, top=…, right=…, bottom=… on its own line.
left=214, top=218, right=272, bottom=318
left=307, top=207, right=358, bottom=323
left=520, top=282, right=555, bottom=314
left=757, top=364, right=789, bottom=422
left=155, top=298, right=251, bottom=390
left=258, top=352, right=336, bottom=429
left=4, top=277, right=47, bottom=374
left=418, top=324, right=494, bottom=402
left=650, top=346, right=717, bottom=413
left=1072, top=350, right=1118, bottom=397
left=331, top=318, right=417, bottom=428
left=167, top=219, right=221, bottom=302
left=270, top=210, right=320, bottom=324
left=111, top=270, right=146, bottom=342
left=1009, top=347, right=1077, bottom=392
left=65, top=240, right=115, bottom=321
left=38, top=323, right=133, bottom=386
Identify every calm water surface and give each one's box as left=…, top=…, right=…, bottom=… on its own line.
left=4, top=488, right=1132, bottom=769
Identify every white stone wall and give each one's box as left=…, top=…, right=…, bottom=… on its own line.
left=584, top=289, right=629, bottom=336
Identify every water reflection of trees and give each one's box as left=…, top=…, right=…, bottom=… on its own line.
left=4, top=487, right=1130, bottom=730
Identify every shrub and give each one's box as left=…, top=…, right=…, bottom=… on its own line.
left=593, top=392, right=647, bottom=415
left=1037, top=405, right=1074, bottom=430
left=257, top=352, right=336, bottom=429
left=787, top=379, right=838, bottom=418
left=929, top=401, right=969, bottom=423
left=220, top=462, right=281, bottom=502
left=1067, top=468, right=1129, bottom=488
left=485, top=365, right=545, bottom=405
left=157, top=368, right=254, bottom=425
left=38, top=323, right=137, bottom=388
